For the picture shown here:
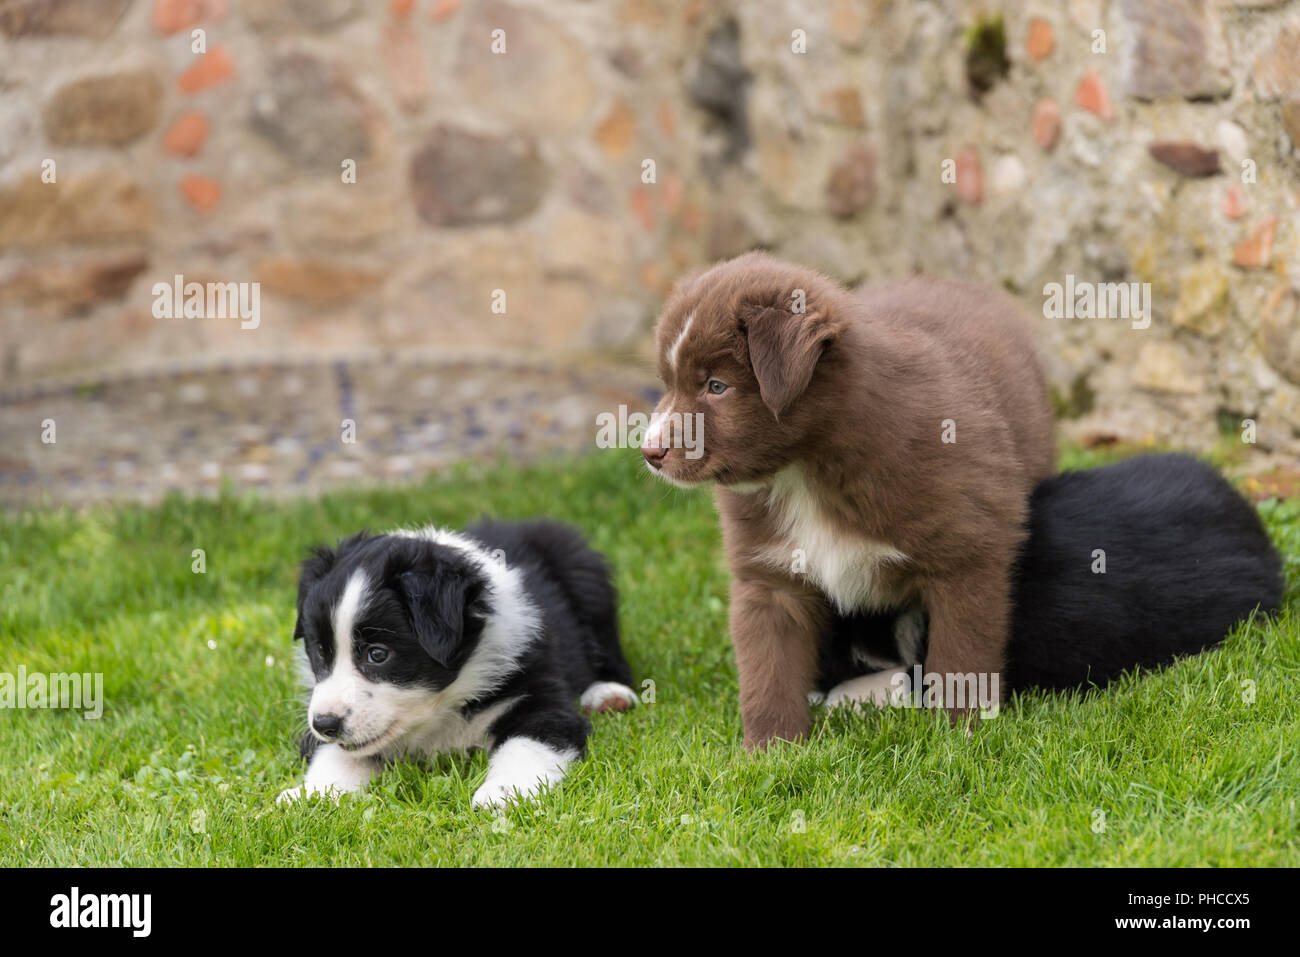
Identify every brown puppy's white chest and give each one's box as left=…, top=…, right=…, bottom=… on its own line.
left=751, top=465, right=909, bottom=613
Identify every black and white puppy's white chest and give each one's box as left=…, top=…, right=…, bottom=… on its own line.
left=278, top=520, right=636, bottom=809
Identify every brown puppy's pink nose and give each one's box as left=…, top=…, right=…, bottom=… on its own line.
left=641, top=442, right=668, bottom=467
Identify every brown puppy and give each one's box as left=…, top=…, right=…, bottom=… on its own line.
left=642, top=252, right=1055, bottom=749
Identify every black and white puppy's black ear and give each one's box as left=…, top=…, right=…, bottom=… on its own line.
left=389, top=545, right=488, bottom=668
left=293, top=544, right=338, bottom=641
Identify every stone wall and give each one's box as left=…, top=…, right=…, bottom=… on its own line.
left=2, top=0, right=1299, bottom=458
left=0, top=0, right=703, bottom=383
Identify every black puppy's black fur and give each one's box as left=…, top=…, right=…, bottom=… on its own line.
left=462, top=519, right=634, bottom=753
left=818, top=454, right=1285, bottom=693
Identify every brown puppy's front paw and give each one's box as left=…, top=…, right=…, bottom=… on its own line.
left=945, top=706, right=980, bottom=736
left=742, top=711, right=811, bottom=751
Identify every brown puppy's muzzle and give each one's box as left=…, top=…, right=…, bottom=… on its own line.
left=640, top=440, right=668, bottom=468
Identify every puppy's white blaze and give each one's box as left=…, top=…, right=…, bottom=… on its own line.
left=332, top=569, right=369, bottom=644
left=309, top=569, right=369, bottom=725
left=579, top=681, right=638, bottom=712
left=667, top=311, right=695, bottom=370
left=472, top=737, right=578, bottom=809
left=758, top=464, right=908, bottom=613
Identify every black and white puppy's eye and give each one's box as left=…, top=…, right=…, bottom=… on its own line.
left=366, top=645, right=391, bottom=665
left=707, top=378, right=729, bottom=395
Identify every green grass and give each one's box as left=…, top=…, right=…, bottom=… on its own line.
left=1, top=448, right=1298, bottom=867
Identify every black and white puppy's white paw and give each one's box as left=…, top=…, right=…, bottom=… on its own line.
left=579, top=681, right=638, bottom=714
left=277, top=743, right=375, bottom=805
left=824, top=666, right=912, bottom=712
left=471, top=737, right=578, bottom=810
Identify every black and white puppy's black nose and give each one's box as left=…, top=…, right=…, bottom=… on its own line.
left=312, top=713, right=345, bottom=741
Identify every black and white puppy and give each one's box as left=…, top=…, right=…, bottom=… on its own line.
left=816, top=453, right=1286, bottom=707
left=277, top=519, right=637, bottom=809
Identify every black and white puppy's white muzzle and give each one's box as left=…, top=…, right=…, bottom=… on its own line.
left=277, top=520, right=638, bottom=809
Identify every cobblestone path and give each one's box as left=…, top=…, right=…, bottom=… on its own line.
left=0, top=354, right=661, bottom=510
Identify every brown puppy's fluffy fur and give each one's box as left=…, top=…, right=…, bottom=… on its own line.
left=645, top=253, right=1055, bottom=748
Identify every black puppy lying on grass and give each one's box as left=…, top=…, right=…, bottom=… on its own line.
left=816, top=454, right=1285, bottom=709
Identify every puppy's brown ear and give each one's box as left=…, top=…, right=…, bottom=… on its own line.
left=742, top=306, right=836, bottom=418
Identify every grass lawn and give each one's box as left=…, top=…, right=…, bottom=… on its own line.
left=2, top=446, right=1298, bottom=867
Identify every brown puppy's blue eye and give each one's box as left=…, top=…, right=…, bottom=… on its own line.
left=366, top=645, right=390, bottom=664
left=708, top=379, right=728, bottom=395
